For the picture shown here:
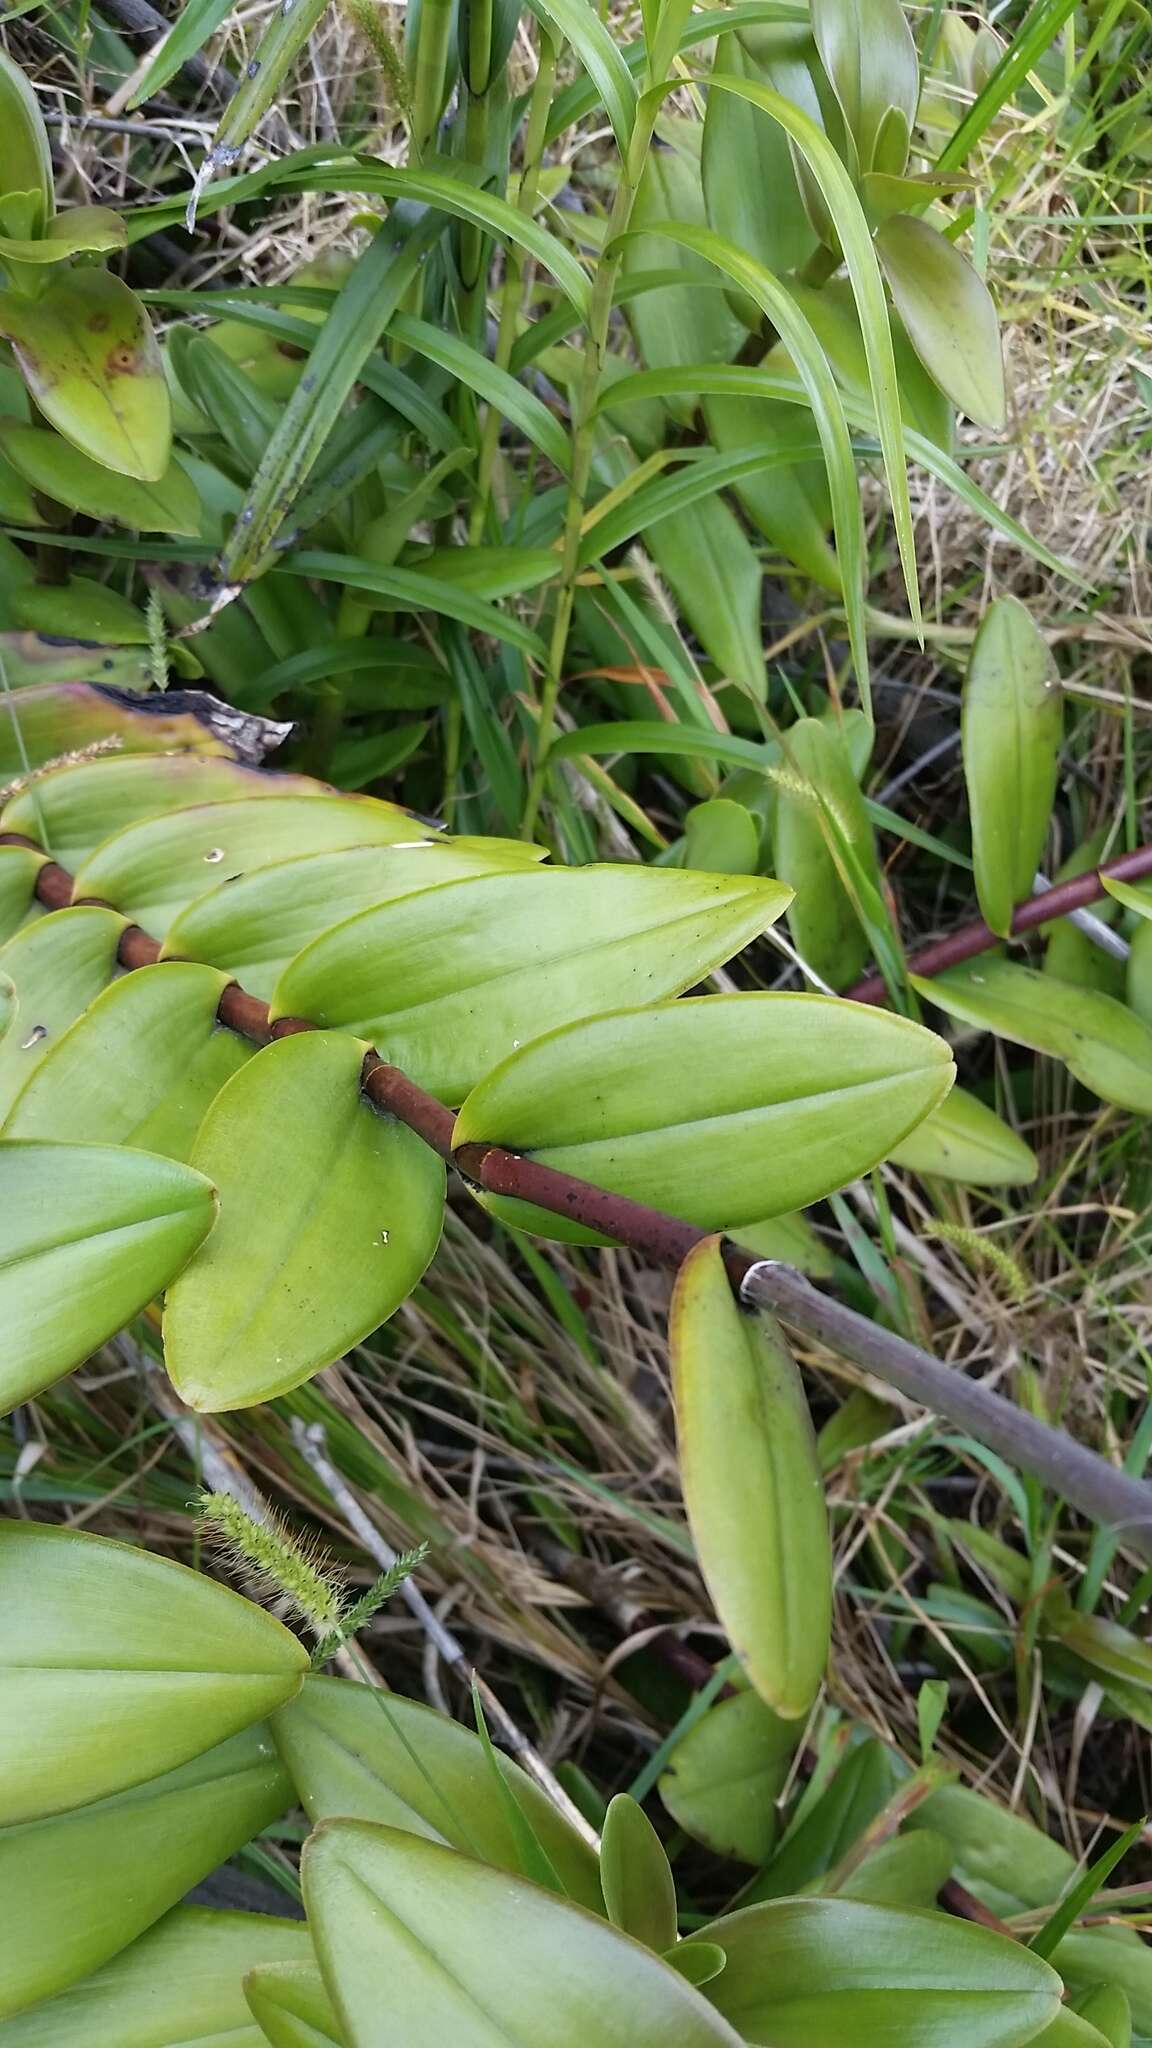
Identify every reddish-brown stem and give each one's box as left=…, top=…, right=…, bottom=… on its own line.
left=848, top=844, right=1152, bottom=1004
left=4, top=828, right=1152, bottom=1560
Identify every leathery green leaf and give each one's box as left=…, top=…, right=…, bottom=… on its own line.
left=0, top=1727, right=292, bottom=2020
left=0, top=906, right=126, bottom=1118
left=671, top=1236, right=830, bottom=1717
left=772, top=716, right=873, bottom=989
left=163, top=1030, right=445, bottom=1410
left=303, top=1820, right=745, bottom=2048
left=454, top=994, right=954, bottom=1242
left=0, top=51, right=54, bottom=234
left=4, top=961, right=251, bottom=1158
left=1103, top=874, right=1152, bottom=921
left=272, top=867, right=791, bottom=1105
left=688, top=1897, right=1061, bottom=2047
left=622, top=132, right=747, bottom=428
left=0, top=1518, right=305, bottom=1826
left=0, top=205, right=124, bottom=265
left=600, top=1795, right=678, bottom=1950
left=0, top=1906, right=313, bottom=2048
left=0, top=269, right=170, bottom=482
left=164, top=840, right=548, bottom=1001
left=525, top=0, right=636, bottom=151
left=272, top=1674, right=603, bottom=1913
left=659, top=1687, right=798, bottom=1865
left=74, top=790, right=423, bottom=940
left=877, top=214, right=1006, bottom=430
left=915, top=959, right=1152, bottom=1116
left=0, top=419, right=200, bottom=533
left=645, top=493, right=767, bottom=698
left=0, top=843, right=45, bottom=945
left=888, top=1086, right=1038, bottom=1187
left=245, top=1959, right=343, bottom=2048
left=0, top=1138, right=216, bottom=1411
left=810, top=0, right=918, bottom=173
left=961, top=596, right=1061, bottom=938
left=1071, top=1982, right=1132, bottom=2048
left=1, top=756, right=321, bottom=871
left=702, top=30, right=817, bottom=282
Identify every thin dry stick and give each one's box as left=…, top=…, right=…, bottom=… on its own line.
left=291, top=1418, right=602, bottom=1851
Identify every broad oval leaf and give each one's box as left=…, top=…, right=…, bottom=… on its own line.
left=810, top=0, right=918, bottom=173
left=0, top=1727, right=292, bottom=2020
left=0, top=419, right=200, bottom=534
left=272, top=1673, right=603, bottom=1913
left=659, top=1687, right=797, bottom=1864
left=703, top=30, right=817, bottom=280
left=4, top=961, right=251, bottom=1158
left=0, top=1517, right=305, bottom=1827
left=0, top=205, right=124, bottom=265
left=163, top=1031, right=445, bottom=1409
left=74, top=791, right=423, bottom=939
left=672, top=1236, right=830, bottom=1717
left=303, top=1820, right=745, bottom=2048
left=836, top=1829, right=957, bottom=1909
left=272, top=868, right=791, bottom=1105
left=876, top=213, right=1006, bottom=429
left=914, top=960, right=1152, bottom=1116
left=600, top=1795, right=678, bottom=1950
left=961, top=596, right=1061, bottom=937
left=246, top=1959, right=343, bottom=2048
left=888, top=1086, right=1038, bottom=1186
left=0, top=1905, right=313, bottom=2048
left=684, top=800, right=761, bottom=876
left=0, top=843, right=45, bottom=945
left=0, top=1137, right=216, bottom=1411
left=905, top=1784, right=1075, bottom=1915
left=164, top=841, right=545, bottom=1001
left=0, top=269, right=170, bottom=481
left=1, top=756, right=321, bottom=871
left=454, top=994, right=955, bottom=1240
left=0, top=905, right=125, bottom=1118
left=688, top=1897, right=1061, bottom=2047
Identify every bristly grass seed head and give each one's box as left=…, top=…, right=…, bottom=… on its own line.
left=196, top=1490, right=347, bottom=1639
left=310, top=1542, right=429, bottom=1667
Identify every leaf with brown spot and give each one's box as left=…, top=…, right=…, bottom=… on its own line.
left=0, top=269, right=170, bottom=481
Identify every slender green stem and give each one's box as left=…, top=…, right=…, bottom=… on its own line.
left=522, top=102, right=660, bottom=839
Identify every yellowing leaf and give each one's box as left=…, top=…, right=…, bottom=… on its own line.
left=0, top=269, right=171, bottom=481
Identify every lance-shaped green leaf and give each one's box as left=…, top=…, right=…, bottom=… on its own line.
left=600, top=1795, right=678, bottom=1951
left=0, top=269, right=169, bottom=482
left=905, top=1784, right=1074, bottom=1916
left=165, top=841, right=546, bottom=1001
left=687, top=1897, right=1061, bottom=2047
left=454, top=993, right=954, bottom=1242
left=772, top=716, right=874, bottom=989
left=1102, top=874, right=1152, bottom=921
left=1055, top=1930, right=1152, bottom=2038
left=914, top=960, right=1152, bottom=1116
left=272, top=1673, right=603, bottom=1912
left=9, top=577, right=150, bottom=645
left=127, top=0, right=238, bottom=102
left=0, top=419, right=200, bottom=533
left=0, top=1906, right=314, bottom=2048
left=246, top=1959, right=343, bottom=2048
left=388, top=313, right=571, bottom=474
left=4, top=961, right=251, bottom=1158
left=810, top=0, right=918, bottom=173
left=273, top=867, right=790, bottom=1104
left=888, top=1086, right=1038, bottom=1187
left=1028, top=2015, right=1114, bottom=2048
left=163, top=1030, right=445, bottom=1410
left=0, top=906, right=125, bottom=1116
left=671, top=1236, right=830, bottom=1717
left=743, top=1738, right=895, bottom=1904
left=0, top=51, right=54, bottom=234
left=199, top=0, right=331, bottom=177
left=645, top=492, right=767, bottom=697
left=659, top=1687, right=798, bottom=1865
left=1071, top=1982, right=1131, bottom=2048
left=0, top=843, right=45, bottom=946
left=703, top=30, right=818, bottom=281
left=961, top=596, right=1061, bottom=939
left=75, top=791, right=421, bottom=939
left=622, top=133, right=747, bottom=427
left=0, top=1137, right=216, bottom=1411
left=0, top=1518, right=305, bottom=1826
left=0, top=1727, right=292, bottom=2020
left=876, top=214, right=1005, bottom=430
left=1, top=756, right=320, bottom=870
left=304, top=1820, right=745, bottom=2048
left=525, top=0, right=635, bottom=150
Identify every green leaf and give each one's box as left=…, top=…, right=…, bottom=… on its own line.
left=834, top=1830, right=956, bottom=1909
left=273, top=1673, right=603, bottom=1912
left=1071, top=1982, right=1132, bottom=2048
left=9, top=576, right=150, bottom=644
left=684, top=799, right=761, bottom=875
left=304, top=1820, right=745, bottom=2048
left=0, top=1907, right=312, bottom=2047
left=1029, top=1817, right=1142, bottom=1963
left=689, top=1897, right=1061, bottom=2047
left=744, top=1737, right=895, bottom=1902
left=914, top=960, right=1152, bottom=1116
left=287, top=550, right=549, bottom=664
left=524, top=0, right=636, bottom=150
left=0, top=754, right=320, bottom=869
left=0, top=843, right=45, bottom=945
left=0, top=1517, right=305, bottom=1827
left=0, top=1727, right=292, bottom=2020
left=127, top=0, right=237, bottom=102
left=671, top=1236, right=830, bottom=1718
left=0, top=905, right=125, bottom=1117
left=888, top=1086, right=1038, bottom=1186
left=246, top=1959, right=343, bottom=2048
left=200, top=0, right=330, bottom=170
left=0, top=206, right=125, bottom=265
left=810, top=0, right=918, bottom=173
left=622, top=131, right=747, bottom=426
left=164, top=840, right=545, bottom=1001
left=1052, top=1613, right=1152, bottom=1695
left=3, top=961, right=252, bottom=1158
left=600, top=1795, right=678, bottom=1950
left=702, top=31, right=818, bottom=280
left=0, top=1137, right=216, bottom=1411
left=644, top=493, right=768, bottom=698
left=1055, top=1930, right=1152, bottom=2038
left=659, top=1687, right=797, bottom=1864
left=163, top=1030, right=444, bottom=1409
left=905, top=1784, right=1074, bottom=1915
left=1102, top=874, right=1152, bottom=921
left=0, top=52, right=54, bottom=235
left=961, top=596, right=1061, bottom=937
left=772, top=717, right=873, bottom=989
left=454, top=993, right=954, bottom=1241
left=0, top=270, right=170, bottom=482
left=876, top=214, right=1005, bottom=430
left=387, top=312, right=571, bottom=473
left=272, top=867, right=790, bottom=1105
left=73, top=790, right=422, bottom=939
